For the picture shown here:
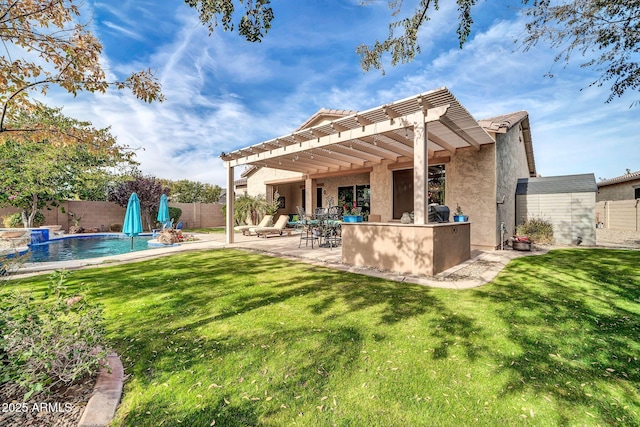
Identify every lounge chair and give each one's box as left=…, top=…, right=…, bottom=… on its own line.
left=252, top=215, right=291, bottom=238
left=234, top=215, right=273, bottom=235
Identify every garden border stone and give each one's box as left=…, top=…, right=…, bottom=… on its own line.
left=77, top=353, right=123, bottom=427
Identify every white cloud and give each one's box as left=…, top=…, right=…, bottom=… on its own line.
left=101, top=21, right=145, bottom=41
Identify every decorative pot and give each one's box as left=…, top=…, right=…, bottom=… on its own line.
left=400, top=212, right=412, bottom=224
left=453, top=215, right=468, bottom=222
left=343, top=215, right=363, bottom=223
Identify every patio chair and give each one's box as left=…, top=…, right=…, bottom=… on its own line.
left=327, top=205, right=343, bottom=220
left=296, top=206, right=309, bottom=221
left=234, top=214, right=273, bottom=236
left=252, top=215, right=291, bottom=238
left=314, top=207, right=327, bottom=219
left=297, top=206, right=319, bottom=248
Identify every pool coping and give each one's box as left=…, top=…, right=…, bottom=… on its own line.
left=7, top=233, right=225, bottom=277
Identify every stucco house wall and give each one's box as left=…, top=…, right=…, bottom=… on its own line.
left=495, top=124, right=532, bottom=245
left=447, top=145, right=497, bottom=250
left=370, top=161, right=394, bottom=222
left=596, top=173, right=640, bottom=201
left=246, top=167, right=302, bottom=198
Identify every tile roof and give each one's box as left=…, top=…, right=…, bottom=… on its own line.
left=516, top=173, right=597, bottom=195
left=478, top=111, right=529, bottom=133
left=295, top=108, right=358, bottom=131
left=597, top=170, right=640, bottom=187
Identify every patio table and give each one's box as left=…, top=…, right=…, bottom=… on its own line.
left=297, top=218, right=320, bottom=248
left=316, top=218, right=342, bottom=249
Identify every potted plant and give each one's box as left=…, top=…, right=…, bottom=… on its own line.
left=453, top=204, right=468, bottom=222
left=342, top=202, right=363, bottom=223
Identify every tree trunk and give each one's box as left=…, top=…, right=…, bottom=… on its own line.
left=22, top=194, right=39, bottom=228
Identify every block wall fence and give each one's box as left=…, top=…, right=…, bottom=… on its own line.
left=596, top=200, right=640, bottom=231
left=0, top=201, right=225, bottom=232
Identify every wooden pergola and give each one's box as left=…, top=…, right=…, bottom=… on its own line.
left=220, top=87, right=495, bottom=243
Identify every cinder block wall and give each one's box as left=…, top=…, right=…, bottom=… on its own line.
left=0, top=201, right=225, bottom=231
left=597, top=200, right=640, bottom=231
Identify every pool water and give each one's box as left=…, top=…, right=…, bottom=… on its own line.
left=28, top=235, right=153, bottom=262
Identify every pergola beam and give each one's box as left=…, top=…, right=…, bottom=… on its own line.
left=428, top=132, right=458, bottom=155
left=330, top=143, right=384, bottom=163
left=225, top=110, right=433, bottom=167
left=438, top=116, right=481, bottom=151
left=311, top=148, right=367, bottom=167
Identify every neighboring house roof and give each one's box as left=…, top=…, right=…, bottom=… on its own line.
left=479, top=111, right=536, bottom=177
left=295, top=108, right=357, bottom=131
left=516, top=174, right=597, bottom=195
left=240, top=165, right=259, bottom=178
left=234, top=178, right=247, bottom=187
left=597, top=170, right=640, bottom=187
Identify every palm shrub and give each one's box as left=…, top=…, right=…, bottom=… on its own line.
left=222, top=193, right=269, bottom=226
left=516, top=216, right=554, bottom=244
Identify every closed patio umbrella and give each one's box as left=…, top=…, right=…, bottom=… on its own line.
left=157, top=194, right=170, bottom=229
left=123, top=192, right=143, bottom=250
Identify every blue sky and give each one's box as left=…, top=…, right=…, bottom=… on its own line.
left=51, top=0, right=639, bottom=186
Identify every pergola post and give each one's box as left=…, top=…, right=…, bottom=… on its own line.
left=413, top=115, right=429, bottom=224
left=304, top=177, right=314, bottom=214
left=225, top=163, right=234, bottom=244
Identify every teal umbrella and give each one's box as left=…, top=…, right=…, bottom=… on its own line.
left=123, top=192, right=143, bottom=250
left=157, top=194, right=170, bottom=229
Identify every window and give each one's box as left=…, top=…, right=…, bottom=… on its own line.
left=393, top=165, right=446, bottom=219
left=356, top=185, right=371, bottom=216
left=635, top=186, right=640, bottom=199
left=338, top=186, right=354, bottom=208
left=301, top=188, right=323, bottom=209
left=393, top=169, right=413, bottom=219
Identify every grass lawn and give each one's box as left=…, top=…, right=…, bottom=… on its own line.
left=3, top=248, right=639, bottom=426
left=186, top=227, right=225, bottom=234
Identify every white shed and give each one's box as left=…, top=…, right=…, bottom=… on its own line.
left=515, top=174, right=597, bottom=245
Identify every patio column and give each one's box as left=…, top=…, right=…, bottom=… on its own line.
left=413, top=115, right=429, bottom=224
left=266, top=184, right=274, bottom=204
left=304, top=177, right=315, bottom=214
left=225, top=163, right=234, bottom=244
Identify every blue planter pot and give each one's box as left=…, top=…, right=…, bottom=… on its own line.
left=453, top=215, right=468, bottom=222
left=343, top=215, right=363, bottom=223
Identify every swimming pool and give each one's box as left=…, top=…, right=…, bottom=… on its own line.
left=28, top=234, right=153, bottom=262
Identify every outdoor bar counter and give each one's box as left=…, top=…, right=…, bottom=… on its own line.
left=341, top=221, right=470, bottom=276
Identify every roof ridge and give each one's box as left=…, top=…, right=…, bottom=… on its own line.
left=597, top=170, right=640, bottom=186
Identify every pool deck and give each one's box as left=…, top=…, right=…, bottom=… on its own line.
left=6, top=230, right=541, bottom=290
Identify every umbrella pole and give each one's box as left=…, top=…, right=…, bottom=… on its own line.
left=131, top=236, right=134, bottom=251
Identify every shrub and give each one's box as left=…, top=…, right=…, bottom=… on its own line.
left=110, top=223, right=123, bottom=232
left=516, top=216, right=554, bottom=244
left=2, top=212, right=45, bottom=228
left=0, top=271, right=108, bottom=399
